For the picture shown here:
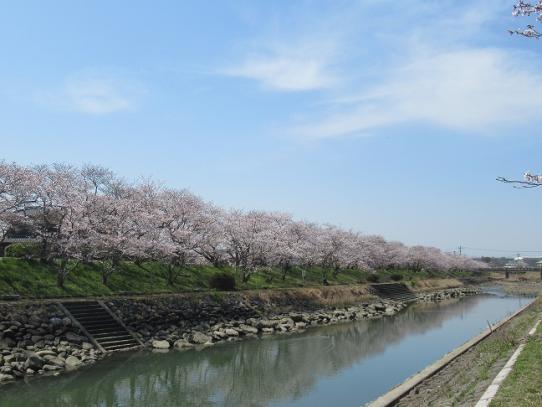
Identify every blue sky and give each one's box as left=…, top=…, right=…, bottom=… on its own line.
left=2, top=0, right=542, bottom=257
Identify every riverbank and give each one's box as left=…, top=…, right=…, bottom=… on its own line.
left=490, top=317, right=542, bottom=406
left=116, top=286, right=478, bottom=351
left=0, top=282, right=476, bottom=385
left=0, top=257, right=477, bottom=299
left=392, top=295, right=542, bottom=406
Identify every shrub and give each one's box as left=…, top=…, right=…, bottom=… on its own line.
left=209, top=272, right=236, bottom=291
left=5, top=243, right=40, bottom=260
left=366, top=273, right=380, bottom=283
left=390, top=273, right=403, bottom=281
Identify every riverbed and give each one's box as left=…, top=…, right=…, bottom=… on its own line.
left=0, top=292, right=532, bottom=407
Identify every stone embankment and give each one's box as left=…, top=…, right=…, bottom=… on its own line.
left=418, top=287, right=479, bottom=302
left=0, top=286, right=478, bottom=384
left=109, top=287, right=479, bottom=351
left=0, top=303, right=102, bottom=383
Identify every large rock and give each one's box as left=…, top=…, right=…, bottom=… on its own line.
left=42, top=355, right=66, bottom=367
left=152, top=340, right=170, bottom=349
left=65, top=332, right=85, bottom=344
left=224, top=328, right=239, bottom=337
left=24, top=355, right=45, bottom=371
left=239, top=324, right=258, bottom=335
left=0, top=337, right=16, bottom=350
left=82, top=342, right=94, bottom=350
left=191, top=332, right=212, bottom=344
left=0, top=373, right=15, bottom=382
left=0, top=366, right=13, bottom=374
left=259, top=320, right=278, bottom=328
left=42, top=364, right=61, bottom=371
left=49, top=317, right=63, bottom=329
left=173, top=339, right=193, bottom=349
left=65, top=356, right=82, bottom=370
left=36, top=350, right=57, bottom=357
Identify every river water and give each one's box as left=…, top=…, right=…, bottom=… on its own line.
left=0, top=292, right=532, bottom=407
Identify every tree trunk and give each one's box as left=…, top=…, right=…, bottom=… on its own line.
left=56, top=258, right=67, bottom=288
left=167, top=264, right=176, bottom=286
left=102, top=272, right=109, bottom=286
left=57, top=271, right=65, bottom=288
left=281, top=262, right=290, bottom=281
left=102, top=258, right=117, bottom=286
left=242, top=269, right=251, bottom=283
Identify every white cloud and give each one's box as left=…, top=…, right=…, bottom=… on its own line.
left=64, top=77, right=132, bottom=114
left=222, top=24, right=340, bottom=92
left=223, top=54, right=336, bottom=91
left=291, top=48, right=542, bottom=138
left=35, top=72, right=143, bottom=114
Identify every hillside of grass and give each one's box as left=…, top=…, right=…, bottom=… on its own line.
left=0, top=257, right=472, bottom=299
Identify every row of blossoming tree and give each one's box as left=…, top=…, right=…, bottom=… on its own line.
left=0, top=162, right=485, bottom=288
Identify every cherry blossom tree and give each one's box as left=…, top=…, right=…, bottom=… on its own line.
left=509, top=1, right=542, bottom=38
left=222, top=210, right=280, bottom=282
left=497, top=171, right=542, bottom=188
left=29, top=164, right=83, bottom=263
left=191, top=205, right=227, bottom=268
left=0, top=161, right=486, bottom=286
left=81, top=164, right=115, bottom=195
left=0, top=162, right=38, bottom=241
left=84, top=181, right=142, bottom=286
left=155, top=189, right=210, bottom=285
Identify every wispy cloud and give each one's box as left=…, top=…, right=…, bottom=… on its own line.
left=35, top=71, right=144, bottom=114
left=223, top=0, right=539, bottom=138
left=223, top=54, right=335, bottom=91
left=291, top=48, right=542, bottom=138
left=220, top=2, right=344, bottom=92
left=222, top=40, right=338, bottom=91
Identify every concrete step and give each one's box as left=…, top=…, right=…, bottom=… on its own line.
left=369, top=283, right=418, bottom=302
left=61, top=300, right=142, bottom=353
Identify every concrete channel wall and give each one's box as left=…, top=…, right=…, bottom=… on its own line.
left=367, top=300, right=534, bottom=407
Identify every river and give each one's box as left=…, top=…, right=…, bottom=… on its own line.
left=0, top=292, right=532, bottom=407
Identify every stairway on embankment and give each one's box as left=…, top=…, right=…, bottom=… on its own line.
left=369, top=283, right=418, bottom=302
left=60, top=301, right=142, bottom=352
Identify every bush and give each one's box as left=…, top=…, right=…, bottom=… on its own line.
left=366, top=273, right=380, bottom=283
left=209, top=272, right=236, bottom=291
left=5, top=243, right=40, bottom=259
left=390, top=273, right=403, bottom=281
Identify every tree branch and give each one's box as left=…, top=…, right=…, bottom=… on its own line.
left=496, top=176, right=542, bottom=188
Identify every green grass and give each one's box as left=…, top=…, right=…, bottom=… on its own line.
left=399, top=298, right=542, bottom=406
left=491, top=319, right=542, bottom=406
left=0, top=257, right=465, bottom=299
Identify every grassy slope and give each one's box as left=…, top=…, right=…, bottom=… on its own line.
left=0, top=257, right=466, bottom=299
left=491, top=317, right=542, bottom=406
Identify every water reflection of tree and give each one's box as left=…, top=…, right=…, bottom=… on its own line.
left=1, top=296, right=496, bottom=407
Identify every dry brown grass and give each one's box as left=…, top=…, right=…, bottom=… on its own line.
left=490, top=271, right=541, bottom=282
left=245, top=284, right=375, bottom=308
left=407, top=278, right=463, bottom=292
